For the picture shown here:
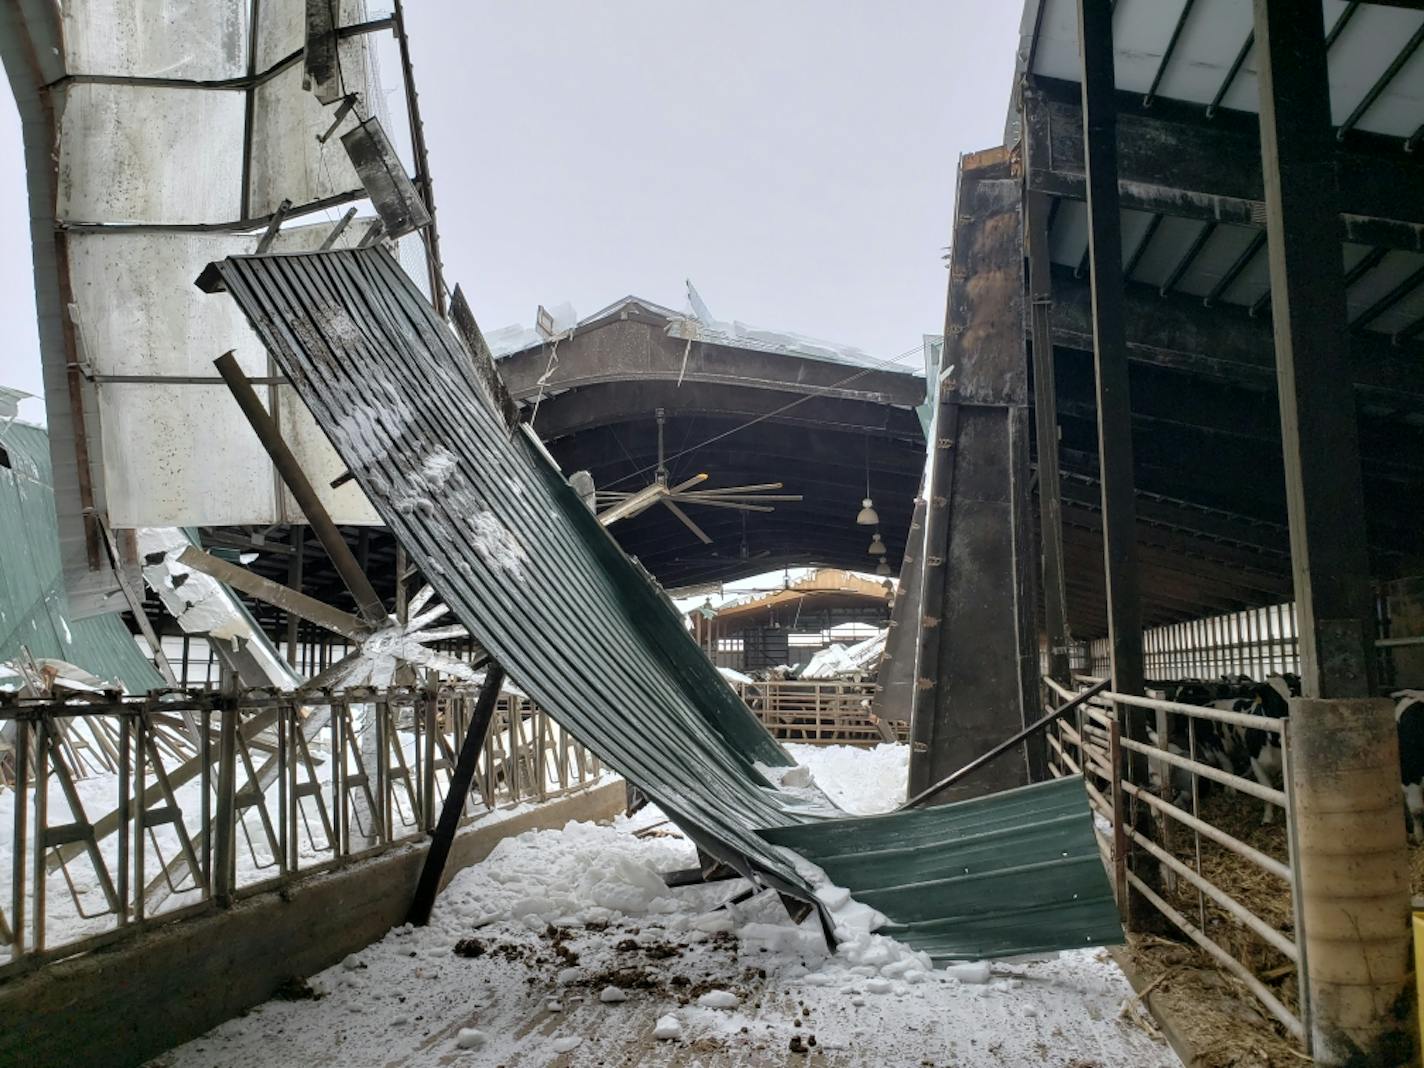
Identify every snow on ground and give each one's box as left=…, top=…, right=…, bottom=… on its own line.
left=154, top=743, right=1177, bottom=1068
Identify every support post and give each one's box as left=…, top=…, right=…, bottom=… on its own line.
left=285, top=525, right=304, bottom=666
left=407, top=664, right=506, bottom=926
left=1253, top=2, right=1413, bottom=1060
left=1076, top=0, right=1159, bottom=929
left=215, top=351, right=387, bottom=628
left=1026, top=190, right=1071, bottom=685
left=212, top=669, right=239, bottom=909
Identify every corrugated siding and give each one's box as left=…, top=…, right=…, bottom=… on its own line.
left=760, top=776, right=1122, bottom=960
left=209, top=247, right=830, bottom=903
left=0, top=422, right=163, bottom=693
left=209, top=248, right=1120, bottom=958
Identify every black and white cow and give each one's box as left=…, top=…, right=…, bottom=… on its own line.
left=1395, top=690, right=1424, bottom=845
left=1225, top=673, right=1299, bottom=824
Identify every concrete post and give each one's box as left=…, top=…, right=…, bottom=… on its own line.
left=1288, top=697, right=1415, bottom=1064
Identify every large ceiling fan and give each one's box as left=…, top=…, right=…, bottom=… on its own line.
left=593, top=409, right=801, bottom=545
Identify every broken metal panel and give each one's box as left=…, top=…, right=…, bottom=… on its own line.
left=909, top=148, right=1039, bottom=801
left=62, top=0, right=248, bottom=81
left=207, top=247, right=824, bottom=897
left=0, top=423, right=164, bottom=694
left=759, top=776, right=1121, bottom=960
left=255, top=0, right=378, bottom=69
left=205, top=247, right=1120, bottom=962
left=340, top=116, right=431, bottom=238
left=303, top=0, right=343, bottom=104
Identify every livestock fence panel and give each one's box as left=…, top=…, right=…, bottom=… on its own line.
left=0, top=683, right=601, bottom=978
left=731, top=680, right=898, bottom=745
left=1043, top=675, right=1311, bottom=1052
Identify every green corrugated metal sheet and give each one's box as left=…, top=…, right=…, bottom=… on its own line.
left=205, top=247, right=1121, bottom=960
left=0, top=421, right=162, bottom=694
left=760, top=776, right=1122, bottom=959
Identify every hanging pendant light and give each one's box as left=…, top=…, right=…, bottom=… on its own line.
left=868, top=532, right=886, bottom=556
left=876, top=559, right=892, bottom=577
left=855, top=433, right=879, bottom=525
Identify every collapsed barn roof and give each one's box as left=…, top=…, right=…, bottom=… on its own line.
left=195, top=244, right=1120, bottom=960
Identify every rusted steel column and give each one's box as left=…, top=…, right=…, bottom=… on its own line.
left=1025, top=189, right=1071, bottom=686
left=1287, top=698, right=1413, bottom=1063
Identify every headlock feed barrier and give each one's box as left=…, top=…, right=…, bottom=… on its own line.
left=198, top=246, right=1121, bottom=959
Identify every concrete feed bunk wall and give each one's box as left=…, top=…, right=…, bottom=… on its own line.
left=0, top=780, right=625, bottom=1068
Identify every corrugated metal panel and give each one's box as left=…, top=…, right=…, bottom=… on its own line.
left=206, top=247, right=1120, bottom=958
left=207, top=247, right=831, bottom=906
left=761, top=776, right=1122, bottom=960
left=0, top=422, right=162, bottom=694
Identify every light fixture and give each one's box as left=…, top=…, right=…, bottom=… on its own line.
left=876, top=559, right=892, bottom=577
left=868, top=532, right=886, bottom=556
left=855, top=432, right=878, bottom=525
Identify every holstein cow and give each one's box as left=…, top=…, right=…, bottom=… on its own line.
left=1228, top=674, right=1300, bottom=824
left=1396, top=690, right=1424, bottom=844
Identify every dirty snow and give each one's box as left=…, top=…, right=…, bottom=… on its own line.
left=155, top=742, right=1175, bottom=1068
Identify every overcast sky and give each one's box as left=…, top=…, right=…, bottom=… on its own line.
left=0, top=3, right=1022, bottom=423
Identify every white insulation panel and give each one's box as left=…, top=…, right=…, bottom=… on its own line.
left=74, top=226, right=381, bottom=526
left=56, top=83, right=244, bottom=224
left=63, top=0, right=248, bottom=80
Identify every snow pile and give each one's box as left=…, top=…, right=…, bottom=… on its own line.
left=784, top=742, right=908, bottom=815
left=161, top=742, right=1175, bottom=1068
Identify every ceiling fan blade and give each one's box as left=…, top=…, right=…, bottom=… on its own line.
left=678, top=499, right=775, bottom=513
left=677, top=498, right=803, bottom=506
left=597, top=481, right=667, bottom=525
left=668, top=472, right=710, bottom=494
left=694, top=482, right=784, bottom=495
left=661, top=498, right=714, bottom=544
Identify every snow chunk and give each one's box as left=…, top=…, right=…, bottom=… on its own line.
left=455, top=1027, right=485, bottom=1049
left=943, top=961, right=993, bottom=984
left=696, top=989, right=739, bottom=1010
left=599, top=986, right=627, bottom=1004
left=550, top=1035, right=582, bottom=1053
left=653, top=1014, right=682, bottom=1040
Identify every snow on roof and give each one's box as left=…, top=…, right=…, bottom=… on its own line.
left=485, top=287, right=925, bottom=376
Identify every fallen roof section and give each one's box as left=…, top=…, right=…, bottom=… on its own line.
left=760, top=776, right=1122, bottom=960
left=199, top=246, right=1119, bottom=960
left=0, top=422, right=163, bottom=694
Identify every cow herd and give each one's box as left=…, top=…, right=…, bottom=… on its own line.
left=1141, top=675, right=1424, bottom=844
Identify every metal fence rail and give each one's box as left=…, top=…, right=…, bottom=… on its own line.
left=0, top=684, right=602, bottom=978
left=730, top=680, right=898, bottom=745
left=1044, top=675, right=1309, bottom=1048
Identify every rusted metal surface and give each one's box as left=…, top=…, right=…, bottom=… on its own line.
left=908, top=146, right=1037, bottom=801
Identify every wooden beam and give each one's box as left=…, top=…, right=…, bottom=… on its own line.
left=1049, top=269, right=1424, bottom=404
left=176, top=546, right=371, bottom=642
left=1253, top=0, right=1378, bottom=699
left=1024, top=80, right=1424, bottom=252
left=1078, top=0, right=1160, bottom=934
